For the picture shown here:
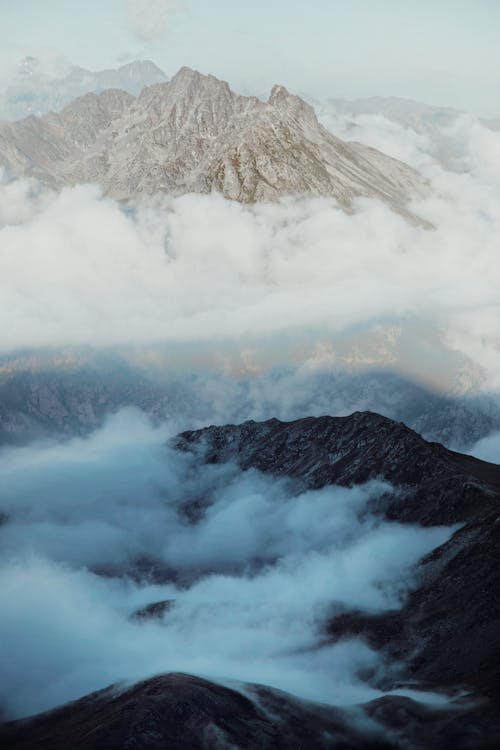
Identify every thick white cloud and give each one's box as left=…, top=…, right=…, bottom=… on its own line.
left=1, top=120, right=500, bottom=391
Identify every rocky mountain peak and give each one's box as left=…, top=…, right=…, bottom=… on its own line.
left=268, top=83, right=290, bottom=104
left=117, top=59, right=166, bottom=82
left=169, top=66, right=212, bottom=91
left=0, top=67, right=428, bottom=212
left=268, top=82, right=318, bottom=124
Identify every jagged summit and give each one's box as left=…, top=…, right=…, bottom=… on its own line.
left=169, top=65, right=222, bottom=85
left=268, top=83, right=290, bottom=103
left=0, top=67, right=428, bottom=211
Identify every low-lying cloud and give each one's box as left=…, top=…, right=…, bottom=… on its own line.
left=0, top=409, right=452, bottom=718
left=1, top=111, right=500, bottom=392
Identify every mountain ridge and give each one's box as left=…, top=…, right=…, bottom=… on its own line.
left=0, top=67, right=428, bottom=212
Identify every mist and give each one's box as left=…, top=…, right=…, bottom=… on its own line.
left=0, top=409, right=453, bottom=719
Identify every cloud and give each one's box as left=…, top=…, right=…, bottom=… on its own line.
left=1, top=129, right=500, bottom=393
left=0, top=410, right=453, bottom=718
left=126, top=0, right=185, bottom=41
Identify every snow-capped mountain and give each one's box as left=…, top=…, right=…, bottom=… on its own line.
left=0, top=67, right=427, bottom=211
left=0, top=58, right=167, bottom=120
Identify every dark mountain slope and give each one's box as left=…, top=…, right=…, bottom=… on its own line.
left=176, top=413, right=500, bottom=697
left=3, top=412, right=500, bottom=748
left=175, top=412, right=500, bottom=524
left=2, top=673, right=499, bottom=750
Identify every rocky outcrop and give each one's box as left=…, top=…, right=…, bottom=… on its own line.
left=175, top=412, right=500, bottom=524
left=0, top=67, right=427, bottom=212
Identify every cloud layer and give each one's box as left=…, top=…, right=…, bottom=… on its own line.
left=1, top=111, right=500, bottom=391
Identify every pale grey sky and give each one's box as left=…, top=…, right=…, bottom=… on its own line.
left=1, top=0, right=499, bottom=115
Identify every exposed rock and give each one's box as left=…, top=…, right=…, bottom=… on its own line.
left=130, top=600, right=175, bottom=622
left=0, top=67, right=428, bottom=213
left=175, top=412, right=500, bottom=525
left=2, top=412, right=500, bottom=746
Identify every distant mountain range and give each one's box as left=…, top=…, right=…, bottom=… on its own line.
left=0, top=57, right=167, bottom=120
left=324, top=95, right=500, bottom=133
left=315, top=95, right=500, bottom=172
left=0, top=66, right=428, bottom=213
left=0, top=351, right=497, bottom=450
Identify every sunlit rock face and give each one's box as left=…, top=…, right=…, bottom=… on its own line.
left=0, top=67, right=427, bottom=212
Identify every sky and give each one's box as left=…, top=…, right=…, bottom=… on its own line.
left=0, top=0, right=499, bottom=115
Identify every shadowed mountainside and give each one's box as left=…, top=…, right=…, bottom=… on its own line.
left=2, top=673, right=500, bottom=750
left=176, top=413, right=500, bottom=698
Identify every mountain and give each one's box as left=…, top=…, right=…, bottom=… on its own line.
left=2, top=673, right=499, bottom=750
left=176, top=413, right=500, bottom=699
left=0, top=354, right=498, bottom=449
left=483, top=117, right=500, bottom=131
left=0, top=67, right=428, bottom=211
left=176, top=412, right=500, bottom=524
left=3, top=412, right=500, bottom=748
left=0, top=58, right=167, bottom=120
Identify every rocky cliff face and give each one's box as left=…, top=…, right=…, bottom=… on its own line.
left=0, top=67, right=427, bottom=211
